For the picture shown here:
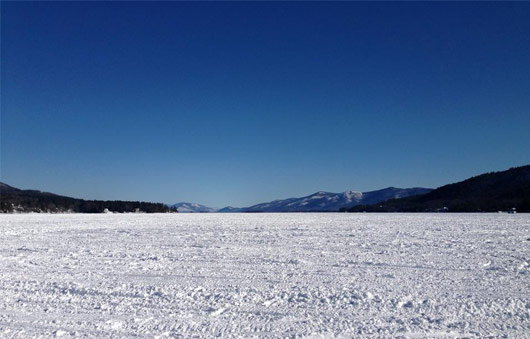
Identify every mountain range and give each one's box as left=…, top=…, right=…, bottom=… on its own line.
left=174, top=187, right=432, bottom=213
left=3, top=164, right=529, bottom=213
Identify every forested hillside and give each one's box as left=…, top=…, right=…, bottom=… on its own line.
left=346, top=165, right=530, bottom=213
left=0, top=183, right=177, bottom=213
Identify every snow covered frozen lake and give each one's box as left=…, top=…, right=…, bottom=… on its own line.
left=0, top=213, right=529, bottom=338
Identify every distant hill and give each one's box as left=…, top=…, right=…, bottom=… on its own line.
left=170, top=202, right=215, bottom=213
left=347, top=165, right=530, bottom=213
left=219, top=187, right=432, bottom=212
left=0, top=182, right=177, bottom=213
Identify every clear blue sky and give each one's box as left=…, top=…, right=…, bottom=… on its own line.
left=2, top=2, right=530, bottom=207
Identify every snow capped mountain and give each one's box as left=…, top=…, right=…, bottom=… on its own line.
left=219, top=187, right=432, bottom=212
left=243, top=190, right=364, bottom=212
left=217, top=206, right=244, bottom=213
left=170, top=202, right=215, bottom=213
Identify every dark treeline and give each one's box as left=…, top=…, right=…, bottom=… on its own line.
left=344, top=165, right=530, bottom=213
left=0, top=183, right=177, bottom=213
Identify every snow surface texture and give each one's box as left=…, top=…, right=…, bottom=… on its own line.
left=0, top=213, right=529, bottom=338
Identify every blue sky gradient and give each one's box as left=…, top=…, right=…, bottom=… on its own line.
left=2, top=2, right=530, bottom=207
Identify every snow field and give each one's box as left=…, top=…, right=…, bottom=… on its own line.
left=0, top=213, right=529, bottom=338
